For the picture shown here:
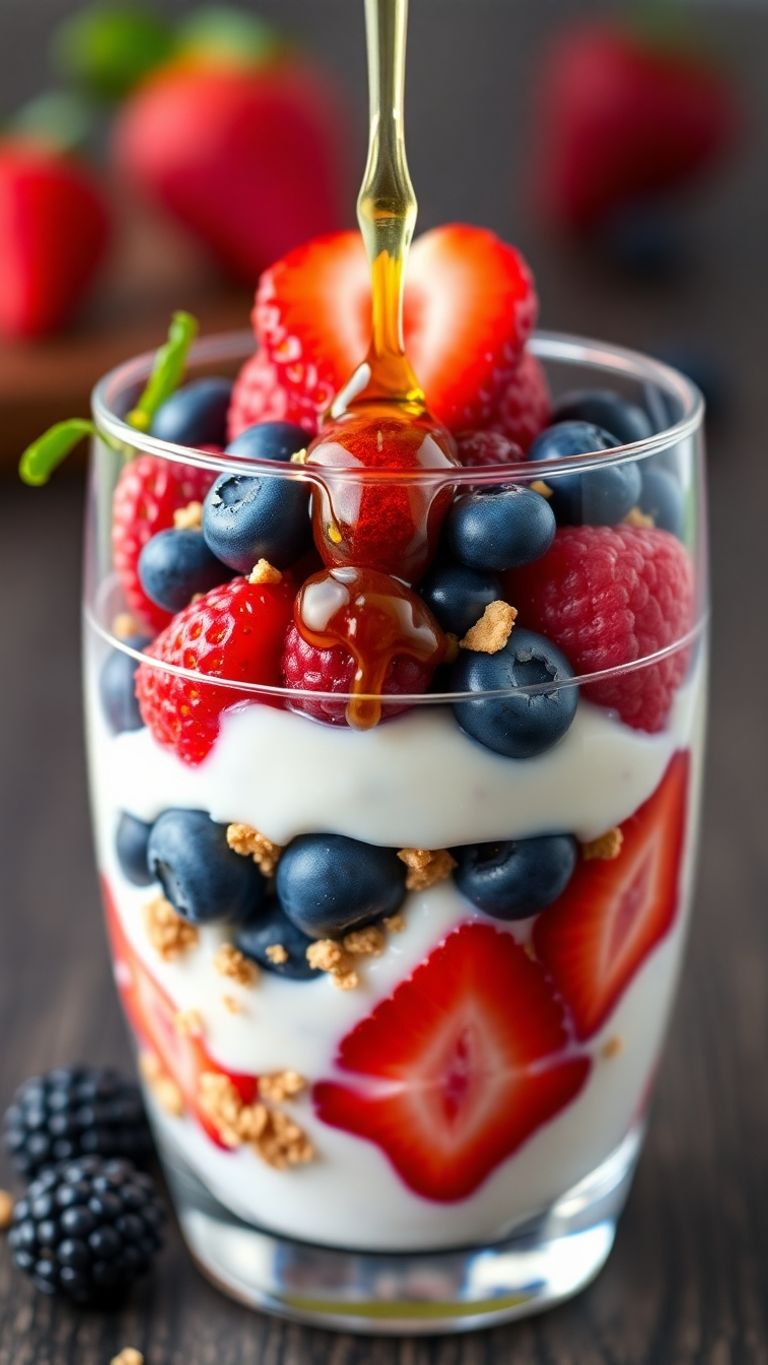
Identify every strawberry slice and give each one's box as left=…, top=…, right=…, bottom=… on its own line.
left=534, top=752, right=689, bottom=1039
left=314, top=922, right=589, bottom=1202
left=102, top=877, right=258, bottom=1147
left=254, top=225, right=538, bottom=432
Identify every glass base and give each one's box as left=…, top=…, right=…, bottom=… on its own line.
left=159, top=1127, right=642, bottom=1335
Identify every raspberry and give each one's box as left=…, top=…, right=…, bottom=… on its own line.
left=455, top=430, right=524, bottom=468
left=281, top=623, right=433, bottom=725
left=136, top=576, right=294, bottom=764
left=509, top=525, right=694, bottom=732
left=112, top=454, right=214, bottom=633
left=483, top=351, right=552, bottom=451
left=227, top=350, right=320, bottom=443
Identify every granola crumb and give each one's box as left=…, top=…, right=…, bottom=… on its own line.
left=397, top=847, right=457, bottom=891
left=198, top=1073, right=314, bottom=1167
left=583, top=827, right=624, bottom=861
left=199, top=1074, right=248, bottom=1147
left=460, top=600, right=518, bottom=654
left=140, top=1053, right=184, bottom=1117
left=173, top=499, right=203, bottom=530
left=221, top=994, right=244, bottom=1015
left=266, top=943, right=289, bottom=965
left=624, top=506, right=654, bottom=529
left=145, top=896, right=199, bottom=961
left=601, top=1036, right=623, bottom=1060
left=0, top=1190, right=14, bottom=1230
left=174, top=1008, right=203, bottom=1037
left=306, top=939, right=359, bottom=991
left=383, top=913, right=406, bottom=934
left=112, top=612, right=139, bottom=640
left=343, top=925, right=386, bottom=958
left=227, top=822, right=282, bottom=876
left=213, top=943, right=257, bottom=986
left=530, top=479, right=553, bottom=499
left=111, top=1351, right=144, bottom=1365
left=259, top=1070, right=306, bottom=1103
left=248, top=559, right=283, bottom=586
left=290, top=447, right=309, bottom=465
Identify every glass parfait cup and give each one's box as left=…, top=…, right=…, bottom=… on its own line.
left=84, top=332, right=707, bottom=1334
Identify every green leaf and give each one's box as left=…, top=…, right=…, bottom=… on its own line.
left=6, top=90, right=96, bottom=154
left=177, top=6, right=286, bottom=70
left=52, top=4, right=176, bottom=102
left=126, top=311, right=199, bottom=432
left=19, top=419, right=96, bottom=486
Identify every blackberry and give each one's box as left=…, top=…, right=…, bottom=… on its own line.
left=4, top=1066, right=153, bottom=1180
left=8, top=1156, right=164, bottom=1304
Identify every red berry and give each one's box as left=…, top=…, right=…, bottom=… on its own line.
left=482, top=351, right=552, bottom=451
left=281, top=623, right=432, bottom=726
left=227, top=350, right=320, bottom=443
left=455, top=430, right=524, bottom=468
left=509, top=525, right=694, bottom=732
left=255, top=225, right=537, bottom=432
left=112, top=454, right=214, bottom=633
left=136, top=576, right=294, bottom=765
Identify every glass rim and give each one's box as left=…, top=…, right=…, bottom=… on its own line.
left=90, top=329, right=705, bottom=488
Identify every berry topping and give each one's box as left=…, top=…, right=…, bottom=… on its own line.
left=294, top=566, right=447, bottom=728
left=306, top=409, right=457, bottom=582
left=254, top=225, right=537, bottom=432
left=445, top=485, right=556, bottom=572
left=450, top=627, right=578, bottom=759
left=452, top=835, right=579, bottom=921
left=115, top=813, right=154, bottom=887
left=314, top=922, right=590, bottom=1202
left=509, top=526, right=694, bottom=732
left=112, top=454, right=214, bottom=632
left=281, top=623, right=433, bottom=726
left=534, top=752, right=689, bottom=1037
left=150, top=377, right=233, bottom=448
left=203, top=422, right=313, bottom=572
left=138, top=528, right=231, bottom=614
left=99, top=636, right=149, bottom=735
left=639, top=466, right=684, bottom=537
left=147, top=810, right=268, bottom=925
left=529, top=421, right=641, bottom=525
left=235, top=906, right=322, bottom=981
left=276, top=834, right=406, bottom=939
left=418, top=561, right=503, bottom=638
left=136, top=575, right=294, bottom=764
left=454, top=430, right=524, bottom=468
left=3, top=1067, right=153, bottom=1180
left=227, top=350, right=320, bottom=443
left=551, top=389, right=653, bottom=444
left=8, top=1157, right=164, bottom=1304
left=482, top=350, right=552, bottom=450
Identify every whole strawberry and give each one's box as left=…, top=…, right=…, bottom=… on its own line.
left=0, top=141, right=110, bottom=338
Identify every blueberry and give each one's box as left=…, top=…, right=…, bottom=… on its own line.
left=444, top=486, right=556, bottom=572
left=551, top=391, right=654, bottom=444
left=639, top=466, right=684, bottom=538
left=98, top=636, right=149, bottom=735
left=529, top=421, right=641, bottom=525
left=452, top=835, right=578, bottom=920
left=418, top=561, right=503, bottom=637
left=150, top=378, right=232, bottom=447
left=147, top=809, right=268, bottom=925
left=450, top=627, right=578, bottom=759
left=203, top=422, right=312, bottom=572
left=234, top=905, right=321, bottom=980
left=115, top=813, right=154, bottom=887
left=276, top=834, right=406, bottom=938
left=138, top=529, right=230, bottom=613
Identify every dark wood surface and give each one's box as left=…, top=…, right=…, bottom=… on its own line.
left=1, top=4, right=768, bottom=1363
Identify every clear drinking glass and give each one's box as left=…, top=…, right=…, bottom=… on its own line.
left=84, top=332, right=707, bottom=1334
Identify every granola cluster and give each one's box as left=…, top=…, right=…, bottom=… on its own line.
left=198, top=1072, right=313, bottom=1169
left=144, top=896, right=199, bottom=961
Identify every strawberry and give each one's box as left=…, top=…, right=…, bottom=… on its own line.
left=0, top=141, right=110, bottom=338
left=508, top=525, right=695, bottom=733
left=255, top=225, right=537, bottom=432
left=227, top=349, right=320, bottom=443
left=314, top=922, right=590, bottom=1202
left=482, top=350, right=552, bottom=452
left=113, top=63, right=347, bottom=285
left=534, top=21, right=739, bottom=232
left=534, top=752, right=689, bottom=1039
left=112, top=454, right=215, bottom=633
left=136, top=575, right=294, bottom=765
left=102, top=876, right=258, bottom=1147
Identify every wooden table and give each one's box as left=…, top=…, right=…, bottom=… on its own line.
left=1, top=5, right=767, bottom=1362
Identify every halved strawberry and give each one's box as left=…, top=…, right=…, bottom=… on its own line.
left=254, top=225, right=538, bottom=432
left=534, top=752, right=689, bottom=1039
left=314, top=922, right=589, bottom=1202
left=102, top=877, right=258, bottom=1147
